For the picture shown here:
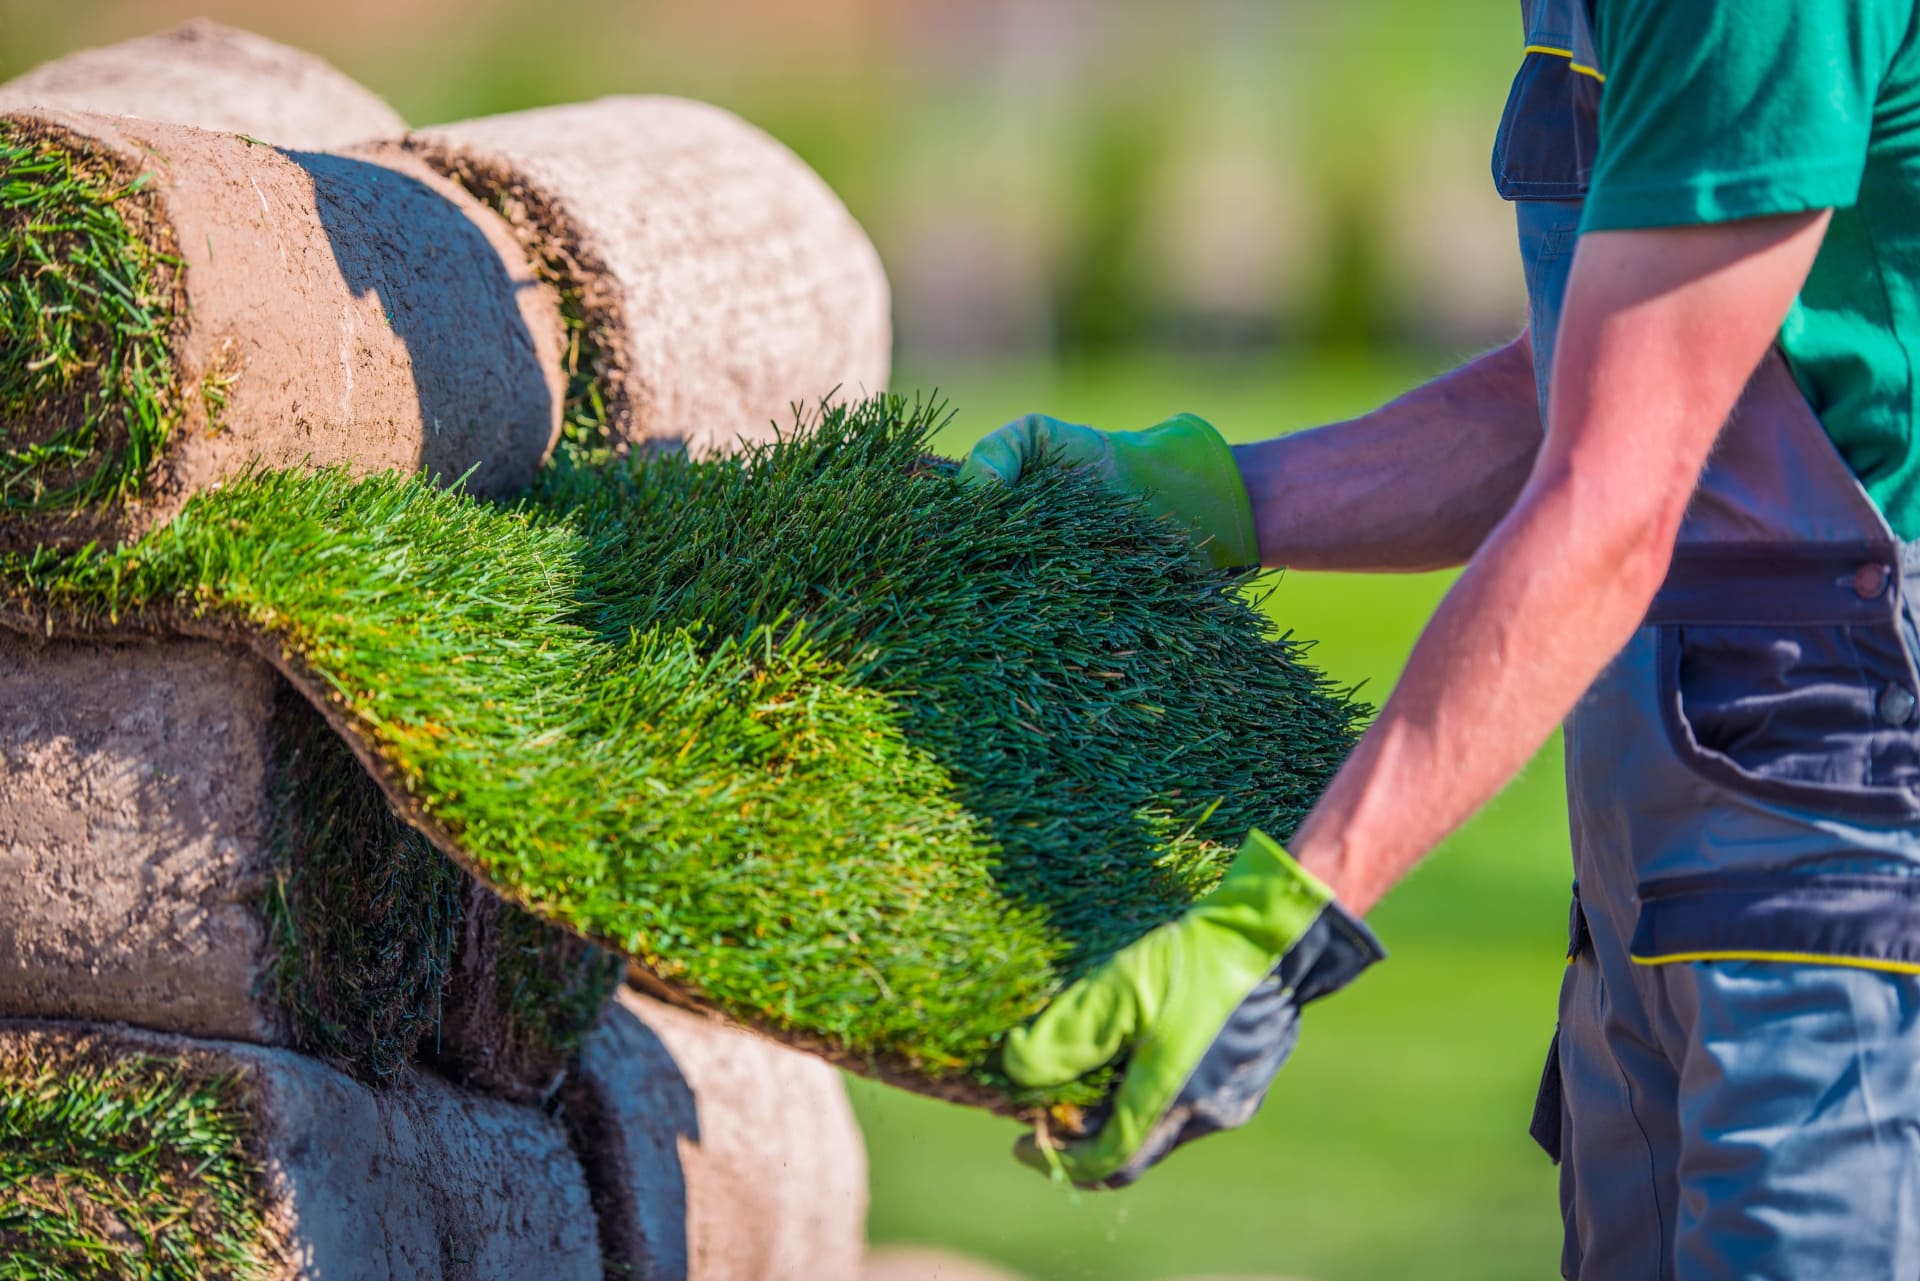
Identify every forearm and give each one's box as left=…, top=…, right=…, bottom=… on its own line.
left=1286, top=470, right=1669, bottom=913
left=1231, top=333, right=1541, bottom=572
left=1283, top=213, right=1832, bottom=917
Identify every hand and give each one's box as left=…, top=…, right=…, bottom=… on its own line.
left=1002, top=830, right=1382, bottom=1188
left=958, top=412, right=1259, bottom=570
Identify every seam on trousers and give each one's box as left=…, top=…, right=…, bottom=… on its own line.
left=1844, top=977, right=1906, bottom=1274
left=1599, top=959, right=1670, bottom=1279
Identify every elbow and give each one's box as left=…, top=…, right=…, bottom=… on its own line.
left=1604, top=486, right=1685, bottom=597
left=1532, top=462, right=1687, bottom=605
left=1612, top=521, right=1681, bottom=605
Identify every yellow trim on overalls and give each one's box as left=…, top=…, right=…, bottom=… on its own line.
left=1632, top=950, right=1920, bottom=976
left=1523, top=43, right=1607, bottom=84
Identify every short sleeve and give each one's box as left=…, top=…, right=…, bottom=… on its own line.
left=1583, top=0, right=1909, bottom=232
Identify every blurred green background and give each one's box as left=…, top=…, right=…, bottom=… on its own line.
left=0, top=3, right=1570, bottom=1277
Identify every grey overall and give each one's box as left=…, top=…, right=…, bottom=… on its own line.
left=1497, top=3, right=1920, bottom=1277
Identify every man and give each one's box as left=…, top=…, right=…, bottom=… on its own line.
left=964, top=2, right=1920, bottom=1276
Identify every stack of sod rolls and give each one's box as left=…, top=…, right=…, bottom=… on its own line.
left=0, top=641, right=621, bottom=1098
left=0, top=89, right=891, bottom=549
left=0, top=30, right=892, bottom=1278
left=0, top=621, right=871, bottom=1281
left=0, top=21, right=1362, bottom=1103
left=0, top=997, right=863, bottom=1279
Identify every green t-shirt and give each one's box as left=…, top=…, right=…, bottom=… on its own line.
left=1579, top=0, right=1920, bottom=539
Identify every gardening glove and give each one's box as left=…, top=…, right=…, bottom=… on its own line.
left=959, top=412, right=1259, bottom=570
left=1002, top=828, right=1382, bottom=1188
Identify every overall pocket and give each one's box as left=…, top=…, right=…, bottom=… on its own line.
left=1490, top=45, right=1600, bottom=201
left=1633, top=867, right=1920, bottom=973
left=1658, top=614, right=1920, bottom=821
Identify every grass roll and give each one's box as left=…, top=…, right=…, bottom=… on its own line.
left=409, top=95, right=892, bottom=459
left=1, top=395, right=1362, bottom=1109
left=0, top=109, right=565, bottom=552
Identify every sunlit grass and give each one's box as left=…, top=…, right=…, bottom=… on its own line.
left=2, top=393, right=1360, bottom=1103
left=0, top=1046, right=269, bottom=1281
left=0, top=121, right=178, bottom=517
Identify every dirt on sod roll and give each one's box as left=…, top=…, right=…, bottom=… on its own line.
left=0, top=395, right=1364, bottom=1115
left=0, top=108, right=565, bottom=551
left=409, top=96, right=892, bottom=459
left=430, top=877, right=626, bottom=1102
left=0, top=20, right=408, bottom=150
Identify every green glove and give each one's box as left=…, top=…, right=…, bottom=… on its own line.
left=1002, top=830, right=1382, bottom=1188
left=958, top=412, right=1260, bottom=570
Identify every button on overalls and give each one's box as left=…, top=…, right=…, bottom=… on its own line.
left=1497, top=3, right=1920, bottom=1277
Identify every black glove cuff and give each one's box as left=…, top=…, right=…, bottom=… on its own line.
left=1283, top=901, right=1386, bottom=1007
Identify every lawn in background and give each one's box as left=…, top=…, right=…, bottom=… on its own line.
left=848, top=352, right=1570, bottom=1281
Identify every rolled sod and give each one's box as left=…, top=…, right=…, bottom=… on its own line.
left=0, top=395, right=1363, bottom=1111
left=264, top=682, right=624, bottom=1096
left=0, top=1003, right=868, bottom=1278
left=0, top=1021, right=603, bottom=1281
left=409, top=96, right=892, bottom=459
left=564, top=990, right=868, bottom=1281
left=0, top=632, right=620, bottom=1099
left=0, top=20, right=407, bottom=150
left=0, top=635, right=290, bottom=1045
left=0, top=109, right=566, bottom=550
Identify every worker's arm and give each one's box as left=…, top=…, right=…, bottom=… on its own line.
left=1293, top=209, right=1832, bottom=912
left=961, top=333, right=1544, bottom=573
left=1002, top=210, right=1831, bottom=1187
left=1231, top=331, right=1542, bottom=571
